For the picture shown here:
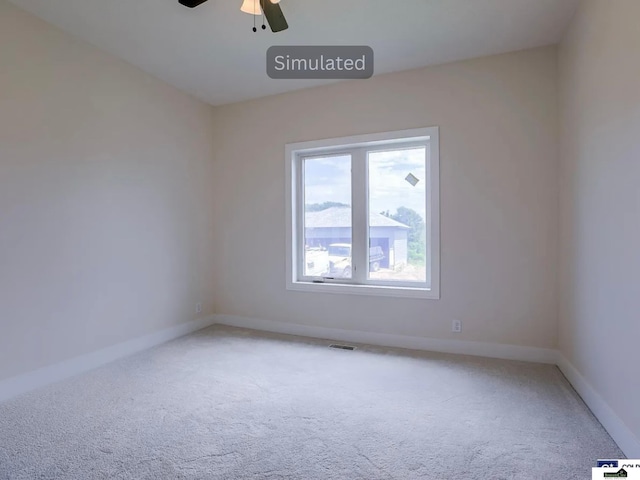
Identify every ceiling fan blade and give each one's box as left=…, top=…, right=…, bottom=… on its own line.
left=261, top=0, right=288, bottom=32
left=179, top=0, right=209, bottom=8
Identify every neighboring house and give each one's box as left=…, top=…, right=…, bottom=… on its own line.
left=305, top=207, right=409, bottom=269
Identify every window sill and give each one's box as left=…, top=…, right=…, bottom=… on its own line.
left=287, top=280, right=440, bottom=299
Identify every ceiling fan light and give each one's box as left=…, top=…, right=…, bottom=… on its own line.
left=240, top=0, right=261, bottom=15
left=270, top=0, right=281, bottom=3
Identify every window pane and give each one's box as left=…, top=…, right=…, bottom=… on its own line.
left=368, top=148, right=427, bottom=282
left=303, top=155, right=352, bottom=278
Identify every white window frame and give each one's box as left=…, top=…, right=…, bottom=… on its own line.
left=285, top=127, right=440, bottom=299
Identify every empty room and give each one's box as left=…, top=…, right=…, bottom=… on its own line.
left=1, top=0, right=638, bottom=478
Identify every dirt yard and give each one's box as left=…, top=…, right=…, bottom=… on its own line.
left=369, top=263, right=426, bottom=282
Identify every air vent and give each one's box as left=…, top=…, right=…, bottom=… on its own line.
left=328, top=344, right=356, bottom=351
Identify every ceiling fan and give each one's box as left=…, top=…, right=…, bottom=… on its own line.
left=179, top=0, right=288, bottom=33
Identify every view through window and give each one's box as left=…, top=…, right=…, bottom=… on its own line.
left=288, top=127, right=439, bottom=297
left=303, top=154, right=352, bottom=278
left=368, top=147, right=427, bottom=283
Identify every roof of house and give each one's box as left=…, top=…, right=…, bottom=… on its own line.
left=305, top=207, right=410, bottom=229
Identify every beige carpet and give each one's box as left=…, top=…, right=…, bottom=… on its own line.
left=0, top=325, right=622, bottom=479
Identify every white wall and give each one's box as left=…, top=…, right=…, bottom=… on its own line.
left=0, top=0, right=216, bottom=381
left=210, top=47, right=559, bottom=349
left=559, top=0, right=640, bottom=452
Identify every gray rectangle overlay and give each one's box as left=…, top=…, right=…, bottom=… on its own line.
left=267, top=46, right=374, bottom=79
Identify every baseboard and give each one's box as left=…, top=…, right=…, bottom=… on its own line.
left=213, top=314, right=559, bottom=364
left=0, top=315, right=216, bottom=404
left=557, top=354, right=640, bottom=458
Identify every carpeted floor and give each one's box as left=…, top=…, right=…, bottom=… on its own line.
left=0, top=325, right=622, bottom=479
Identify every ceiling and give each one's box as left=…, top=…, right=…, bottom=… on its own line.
left=8, top=0, right=580, bottom=106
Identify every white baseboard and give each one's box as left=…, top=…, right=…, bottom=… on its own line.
left=213, top=314, right=559, bottom=364
left=0, top=315, right=216, bottom=403
left=557, top=354, right=640, bottom=458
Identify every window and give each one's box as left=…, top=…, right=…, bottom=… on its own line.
left=286, top=127, right=440, bottom=299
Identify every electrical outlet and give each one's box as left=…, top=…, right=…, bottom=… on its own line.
left=195, top=302, right=202, bottom=314
left=452, top=319, right=462, bottom=333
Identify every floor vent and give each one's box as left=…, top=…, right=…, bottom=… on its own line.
left=328, top=344, right=356, bottom=351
